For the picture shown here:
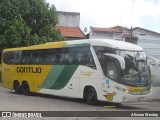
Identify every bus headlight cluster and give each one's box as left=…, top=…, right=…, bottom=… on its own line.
left=125, top=90, right=129, bottom=93
left=115, top=86, right=129, bottom=93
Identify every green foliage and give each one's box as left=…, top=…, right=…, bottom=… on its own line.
left=0, top=0, right=63, bottom=51
left=0, top=18, right=31, bottom=48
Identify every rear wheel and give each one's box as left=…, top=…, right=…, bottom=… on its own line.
left=22, top=82, right=30, bottom=95
left=85, top=87, right=97, bottom=105
left=13, top=81, right=21, bottom=94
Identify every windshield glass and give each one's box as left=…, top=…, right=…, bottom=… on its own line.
left=94, top=46, right=151, bottom=86
left=115, top=50, right=151, bottom=84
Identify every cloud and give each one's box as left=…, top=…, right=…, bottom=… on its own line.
left=133, top=0, right=160, bottom=31
left=46, top=0, right=160, bottom=32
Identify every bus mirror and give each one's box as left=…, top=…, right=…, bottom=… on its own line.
left=104, top=53, right=125, bottom=70
left=147, top=56, right=159, bottom=69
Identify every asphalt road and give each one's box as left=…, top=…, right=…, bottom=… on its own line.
left=0, top=85, right=160, bottom=120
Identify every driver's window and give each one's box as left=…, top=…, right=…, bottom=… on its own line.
left=106, top=60, right=118, bottom=81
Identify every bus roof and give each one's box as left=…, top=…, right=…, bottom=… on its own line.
left=3, top=39, right=143, bottom=52
left=65, top=39, right=143, bottom=51
left=89, top=39, right=143, bottom=51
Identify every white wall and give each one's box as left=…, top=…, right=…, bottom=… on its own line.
left=89, top=28, right=123, bottom=40
left=57, top=11, right=80, bottom=27
left=138, top=43, right=160, bottom=60
left=133, top=29, right=160, bottom=60
left=90, top=31, right=113, bottom=39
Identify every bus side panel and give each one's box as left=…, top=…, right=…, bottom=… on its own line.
left=74, top=66, right=103, bottom=100
left=2, top=64, right=16, bottom=89
left=38, top=65, right=103, bottom=99
left=38, top=65, right=80, bottom=98
left=2, top=64, right=53, bottom=92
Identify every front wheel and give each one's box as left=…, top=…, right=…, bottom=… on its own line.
left=85, top=87, right=97, bottom=105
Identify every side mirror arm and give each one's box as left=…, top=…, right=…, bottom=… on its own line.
left=147, top=56, right=159, bottom=69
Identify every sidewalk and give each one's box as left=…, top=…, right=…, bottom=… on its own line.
left=148, top=86, right=160, bottom=101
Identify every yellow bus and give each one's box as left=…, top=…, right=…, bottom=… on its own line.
left=2, top=39, right=152, bottom=104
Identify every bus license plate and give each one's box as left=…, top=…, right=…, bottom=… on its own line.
left=138, top=97, right=145, bottom=101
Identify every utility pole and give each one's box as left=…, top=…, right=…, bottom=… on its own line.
left=130, top=26, right=133, bottom=42
left=130, top=0, right=134, bottom=42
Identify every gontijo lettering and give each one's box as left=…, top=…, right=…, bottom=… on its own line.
left=17, top=67, right=41, bottom=73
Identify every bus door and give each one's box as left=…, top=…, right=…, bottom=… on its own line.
left=102, top=55, right=121, bottom=102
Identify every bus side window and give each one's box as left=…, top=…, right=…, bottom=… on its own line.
left=93, top=46, right=114, bottom=67
left=43, top=49, right=58, bottom=64
left=59, top=48, right=69, bottom=64
left=22, top=51, right=32, bottom=64
left=32, top=50, right=43, bottom=64
left=75, top=47, right=96, bottom=69
left=59, top=48, right=74, bottom=65
left=13, top=51, right=21, bottom=64
left=3, top=51, right=14, bottom=64
left=69, top=48, right=74, bottom=64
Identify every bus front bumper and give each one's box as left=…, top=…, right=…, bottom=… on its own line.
left=120, top=90, right=152, bottom=103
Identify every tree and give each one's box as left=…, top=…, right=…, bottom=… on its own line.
left=0, top=18, right=31, bottom=48
left=0, top=0, right=63, bottom=51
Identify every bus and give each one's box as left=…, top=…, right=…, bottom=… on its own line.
left=2, top=39, right=152, bottom=105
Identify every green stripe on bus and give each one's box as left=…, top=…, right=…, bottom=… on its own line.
left=40, top=65, right=78, bottom=90
left=62, top=43, right=90, bottom=48
left=40, top=65, right=65, bottom=88
left=49, top=65, right=78, bottom=90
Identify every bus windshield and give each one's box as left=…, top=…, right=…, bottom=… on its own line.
left=94, top=46, right=151, bottom=86
left=115, top=50, right=151, bottom=85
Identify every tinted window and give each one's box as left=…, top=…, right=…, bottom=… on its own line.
left=43, top=49, right=58, bottom=64
left=32, top=50, right=43, bottom=64
left=94, top=46, right=114, bottom=59
left=0, top=52, right=2, bottom=63
left=75, top=47, right=96, bottom=68
left=59, top=48, right=74, bottom=65
left=14, top=51, right=21, bottom=64
left=3, top=51, right=14, bottom=64
left=22, top=51, right=32, bottom=64
left=94, top=46, right=114, bottom=66
left=3, top=47, right=96, bottom=69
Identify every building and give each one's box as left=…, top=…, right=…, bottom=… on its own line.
left=118, top=26, right=138, bottom=44
left=89, top=26, right=160, bottom=60
left=132, top=27, right=160, bottom=60
left=56, top=11, right=85, bottom=40
left=89, top=26, right=138, bottom=44
left=56, top=26, right=85, bottom=40
left=89, top=26, right=123, bottom=40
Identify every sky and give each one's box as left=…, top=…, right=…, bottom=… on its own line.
left=46, top=0, right=160, bottom=33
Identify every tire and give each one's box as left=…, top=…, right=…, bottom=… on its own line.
left=85, top=87, right=97, bottom=105
left=13, top=81, right=21, bottom=94
left=22, top=82, right=30, bottom=95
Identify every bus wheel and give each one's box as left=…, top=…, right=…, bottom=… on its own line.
left=85, top=87, right=97, bottom=105
left=13, top=81, right=21, bottom=94
left=22, top=82, right=30, bottom=95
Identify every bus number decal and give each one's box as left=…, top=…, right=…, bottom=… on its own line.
left=4, top=68, right=10, bottom=71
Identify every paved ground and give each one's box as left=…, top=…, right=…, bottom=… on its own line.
left=0, top=85, right=160, bottom=120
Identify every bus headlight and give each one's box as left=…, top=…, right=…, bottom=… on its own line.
left=125, top=90, right=129, bottom=93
